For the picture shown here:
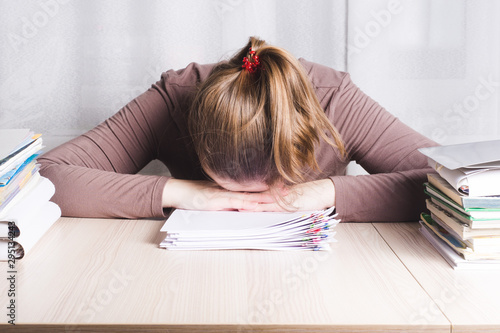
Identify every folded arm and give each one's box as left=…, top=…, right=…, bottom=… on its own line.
left=328, top=73, right=437, bottom=222
left=39, top=82, right=172, bottom=218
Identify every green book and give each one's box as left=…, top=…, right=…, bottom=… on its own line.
left=424, top=182, right=500, bottom=220
left=425, top=199, right=500, bottom=238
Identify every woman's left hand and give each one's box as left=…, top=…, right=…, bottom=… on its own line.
left=241, top=179, right=336, bottom=212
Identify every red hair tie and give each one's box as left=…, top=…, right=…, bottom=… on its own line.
left=242, top=48, right=261, bottom=73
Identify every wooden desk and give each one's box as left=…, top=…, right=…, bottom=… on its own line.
left=1, top=217, right=499, bottom=332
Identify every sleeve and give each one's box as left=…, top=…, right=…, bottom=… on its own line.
left=38, top=76, right=176, bottom=219
left=328, top=73, right=438, bottom=222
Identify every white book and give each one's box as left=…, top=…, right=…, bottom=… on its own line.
left=419, top=140, right=500, bottom=197
left=0, top=200, right=61, bottom=261
left=0, top=175, right=56, bottom=236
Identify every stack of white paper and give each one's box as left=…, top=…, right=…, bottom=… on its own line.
left=160, top=207, right=339, bottom=251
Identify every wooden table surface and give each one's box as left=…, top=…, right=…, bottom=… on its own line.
left=1, top=217, right=500, bottom=332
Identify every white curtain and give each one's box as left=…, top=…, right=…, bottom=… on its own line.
left=1, top=0, right=499, bottom=154
left=348, top=0, right=500, bottom=145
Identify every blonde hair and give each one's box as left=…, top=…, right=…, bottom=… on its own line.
left=189, top=37, right=345, bottom=188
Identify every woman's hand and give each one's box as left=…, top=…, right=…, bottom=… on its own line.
left=162, top=178, right=276, bottom=211
left=243, top=179, right=336, bottom=212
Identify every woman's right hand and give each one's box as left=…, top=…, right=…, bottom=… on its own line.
left=162, top=178, right=275, bottom=211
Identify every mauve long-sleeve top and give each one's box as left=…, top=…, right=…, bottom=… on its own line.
left=38, top=59, right=437, bottom=222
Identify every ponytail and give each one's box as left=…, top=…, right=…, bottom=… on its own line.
left=189, top=36, right=345, bottom=187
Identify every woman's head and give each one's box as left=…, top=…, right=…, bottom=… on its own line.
left=189, top=37, right=345, bottom=192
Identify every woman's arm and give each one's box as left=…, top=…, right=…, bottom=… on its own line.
left=237, top=179, right=336, bottom=213
left=241, top=70, right=435, bottom=221
left=328, top=73, right=437, bottom=222
left=39, top=77, right=174, bottom=218
left=161, top=178, right=278, bottom=211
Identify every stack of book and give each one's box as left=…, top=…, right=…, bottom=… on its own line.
left=0, top=129, right=61, bottom=261
left=418, top=141, right=500, bottom=269
left=160, top=207, right=339, bottom=251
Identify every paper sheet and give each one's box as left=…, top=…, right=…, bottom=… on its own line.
left=160, top=207, right=339, bottom=251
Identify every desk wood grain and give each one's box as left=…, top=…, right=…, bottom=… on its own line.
left=375, top=223, right=500, bottom=333
left=1, top=218, right=451, bottom=332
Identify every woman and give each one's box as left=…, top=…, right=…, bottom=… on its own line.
left=38, top=37, right=436, bottom=222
